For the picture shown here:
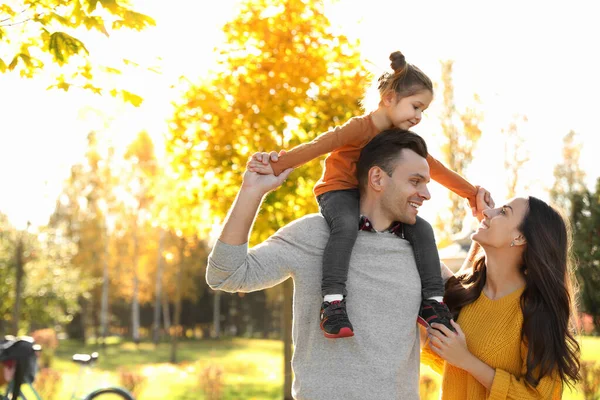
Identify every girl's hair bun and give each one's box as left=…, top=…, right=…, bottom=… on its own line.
left=389, top=51, right=406, bottom=73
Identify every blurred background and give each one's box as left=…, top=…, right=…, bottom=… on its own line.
left=1, top=0, right=599, bottom=399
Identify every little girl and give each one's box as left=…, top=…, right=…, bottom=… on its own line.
left=248, top=51, right=492, bottom=338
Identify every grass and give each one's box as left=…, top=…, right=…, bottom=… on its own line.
left=49, top=338, right=284, bottom=400
left=5, top=335, right=599, bottom=399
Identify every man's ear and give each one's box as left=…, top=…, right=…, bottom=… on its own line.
left=368, top=166, right=386, bottom=192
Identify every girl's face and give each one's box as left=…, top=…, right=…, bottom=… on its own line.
left=384, top=90, right=433, bottom=130
left=472, top=197, right=529, bottom=249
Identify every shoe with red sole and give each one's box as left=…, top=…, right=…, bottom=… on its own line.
left=417, top=298, right=455, bottom=333
left=320, top=299, right=354, bottom=338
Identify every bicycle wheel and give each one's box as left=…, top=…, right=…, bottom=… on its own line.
left=82, top=387, right=135, bottom=400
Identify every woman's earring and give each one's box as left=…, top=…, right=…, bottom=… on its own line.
left=510, top=241, right=515, bottom=247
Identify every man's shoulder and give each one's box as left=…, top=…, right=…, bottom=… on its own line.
left=278, top=214, right=329, bottom=238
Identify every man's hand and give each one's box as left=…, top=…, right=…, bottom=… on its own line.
left=246, top=150, right=285, bottom=175
left=243, top=151, right=292, bottom=196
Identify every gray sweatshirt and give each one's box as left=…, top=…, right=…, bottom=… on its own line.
left=207, top=214, right=424, bottom=400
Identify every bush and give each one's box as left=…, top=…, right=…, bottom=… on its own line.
left=582, top=361, right=600, bottom=400
left=118, top=368, right=146, bottom=398
left=30, top=329, right=59, bottom=368
left=199, top=365, right=224, bottom=400
left=419, top=374, right=438, bottom=400
left=34, top=368, right=62, bottom=400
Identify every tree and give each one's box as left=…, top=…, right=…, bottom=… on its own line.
left=550, top=130, right=586, bottom=215
left=0, top=0, right=154, bottom=104
left=571, top=178, right=600, bottom=333
left=503, top=115, right=530, bottom=199
left=165, top=0, right=369, bottom=392
left=435, top=60, right=483, bottom=244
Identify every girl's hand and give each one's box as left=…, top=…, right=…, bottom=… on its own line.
left=427, top=320, right=471, bottom=370
left=246, top=150, right=286, bottom=175
left=471, top=187, right=493, bottom=222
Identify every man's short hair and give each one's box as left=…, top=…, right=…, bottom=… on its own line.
left=357, top=128, right=428, bottom=194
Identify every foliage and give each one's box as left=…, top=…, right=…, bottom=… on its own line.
left=581, top=361, right=600, bottom=400
left=571, top=177, right=600, bottom=333
left=118, top=367, right=147, bottom=398
left=435, top=60, right=483, bottom=243
left=502, top=114, right=530, bottom=199
left=551, top=130, right=587, bottom=215
left=166, top=0, right=369, bottom=245
left=33, top=367, right=62, bottom=400
left=0, top=0, right=154, bottom=104
left=30, top=328, right=59, bottom=368
left=199, top=364, right=225, bottom=400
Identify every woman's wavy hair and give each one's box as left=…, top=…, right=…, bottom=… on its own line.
left=444, top=196, right=581, bottom=388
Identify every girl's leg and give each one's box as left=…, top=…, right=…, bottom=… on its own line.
left=402, top=216, right=444, bottom=299
left=403, top=216, right=454, bottom=331
left=317, top=189, right=360, bottom=297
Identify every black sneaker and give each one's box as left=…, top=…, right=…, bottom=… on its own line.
left=417, top=298, right=456, bottom=333
left=320, top=299, right=354, bottom=338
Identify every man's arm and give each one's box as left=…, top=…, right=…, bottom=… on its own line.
left=206, top=164, right=295, bottom=293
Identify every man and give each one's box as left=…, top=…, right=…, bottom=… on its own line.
left=207, top=129, right=446, bottom=399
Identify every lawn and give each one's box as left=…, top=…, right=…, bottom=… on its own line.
left=9, top=335, right=600, bottom=399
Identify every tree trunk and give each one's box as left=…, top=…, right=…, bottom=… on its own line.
left=212, top=291, right=221, bottom=339
left=283, top=278, right=293, bottom=400
left=153, top=229, right=165, bottom=346
left=132, top=224, right=140, bottom=345
left=162, top=291, right=171, bottom=335
left=170, top=237, right=185, bottom=363
left=12, top=235, right=25, bottom=334
left=100, top=225, right=110, bottom=347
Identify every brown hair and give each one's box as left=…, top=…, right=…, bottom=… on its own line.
left=356, top=128, right=428, bottom=195
left=444, top=197, right=581, bottom=388
left=377, top=51, right=433, bottom=102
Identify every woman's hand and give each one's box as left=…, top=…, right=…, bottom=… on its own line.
left=427, top=320, right=472, bottom=370
left=246, top=150, right=286, bottom=175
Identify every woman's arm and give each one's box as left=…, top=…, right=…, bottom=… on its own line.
left=429, top=323, right=562, bottom=399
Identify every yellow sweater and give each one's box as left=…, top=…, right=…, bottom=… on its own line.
left=421, top=287, right=563, bottom=399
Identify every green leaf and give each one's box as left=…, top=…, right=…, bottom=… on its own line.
left=48, top=32, right=89, bottom=65
left=112, top=10, right=156, bottom=31
left=83, top=16, right=109, bottom=36
left=8, top=55, right=18, bottom=70
left=83, top=83, right=103, bottom=95
left=86, top=0, right=99, bottom=13
left=120, top=90, right=144, bottom=107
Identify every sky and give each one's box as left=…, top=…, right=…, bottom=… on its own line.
left=1, top=0, right=599, bottom=231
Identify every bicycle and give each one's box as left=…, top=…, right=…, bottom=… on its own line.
left=1, top=335, right=135, bottom=400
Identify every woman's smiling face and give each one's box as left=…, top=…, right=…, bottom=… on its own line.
left=472, top=197, right=529, bottom=249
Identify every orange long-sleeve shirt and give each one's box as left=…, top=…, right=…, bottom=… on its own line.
left=271, top=113, right=478, bottom=207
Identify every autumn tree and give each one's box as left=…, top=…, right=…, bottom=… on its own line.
left=435, top=60, right=483, bottom=244
left=571, top=177, right=600, bottom=332
left=550, top=130, right=586, bottom=215
left=166, top=0, right=368, bottom=390
left=0, top=0, right=154, bottom=104
left=503, top=115, right=530, bottom=199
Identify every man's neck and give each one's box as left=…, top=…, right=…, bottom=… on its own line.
left=360, top=196, right=395, bottom=231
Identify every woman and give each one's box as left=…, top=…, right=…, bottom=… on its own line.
left=421, top=190, right=581, bottom=399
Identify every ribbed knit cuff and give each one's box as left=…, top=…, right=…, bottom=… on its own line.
left=488, top=368, right=511, bottom=400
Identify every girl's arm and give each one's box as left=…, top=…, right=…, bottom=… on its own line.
left=426, top=154, right=491, bottom=210
left=268, top=116, right=371, bottom=176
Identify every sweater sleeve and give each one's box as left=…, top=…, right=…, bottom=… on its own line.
left=420, top=340, right=445, bottom=375
left=271, top=117, right=368, bottom=175
left=488, top=343, right=562, bottom=400
left=426, top=154, right=478, bottom=209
